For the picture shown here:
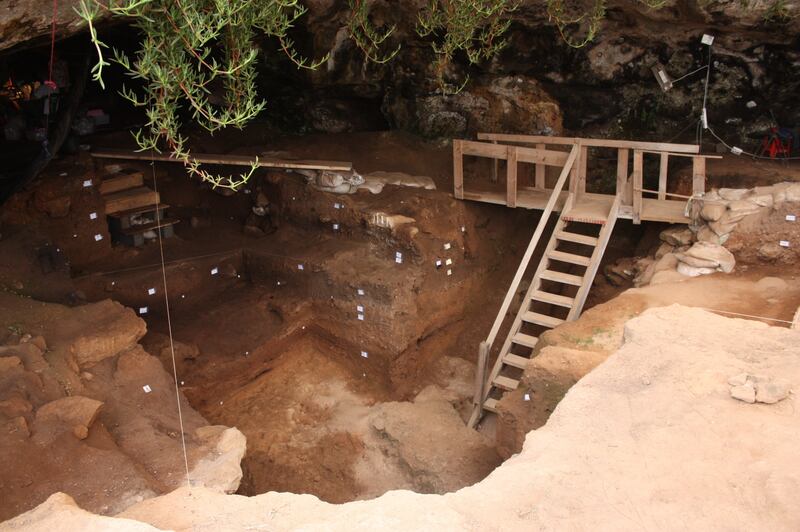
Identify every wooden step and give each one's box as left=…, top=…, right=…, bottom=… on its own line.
left=511, top=333, right=539, bottom=348
left=522, top=311, right=565, bottom=328
left=107, top=203, right=170, bottom=220
left=556, top=231, right=598, bottom=246
left=104, top=187, right=160, bottom=215
left=548, top=250, right=591, bottom=267
left=492, top=375, right=519, bottom=391
left=99, top=169, right=143, bottom=195
left=121, top=218, right=179, bottom=236
left=531, top=290, right=574, bottom=308
left=540, top=270, right=584, bottom=286
left=483, top=397, right=499, bottom=413
left=503, top=353, right=531, bottom=370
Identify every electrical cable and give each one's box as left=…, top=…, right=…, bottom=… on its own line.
left=149, top=153, right=192, bottom=489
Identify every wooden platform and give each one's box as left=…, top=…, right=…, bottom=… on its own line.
left=104, top=187, right=160, bottom=215
left=462, top=188, right=689, bottom=224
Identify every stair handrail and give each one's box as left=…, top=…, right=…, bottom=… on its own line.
left=482, top=143, right=579, bottom=351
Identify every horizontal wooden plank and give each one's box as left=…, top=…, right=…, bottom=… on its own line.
left=512, top=333, right=539, bottom=348
left=91, top=148, right=353, bottom=172
left=503, top=353, right=531, bottom=370
left=521, top=311, right=565, bottom=328
left=556, top=231, right=598, bottom=246
left=540, top=270, right=584, bottom=286
left=107, top=203, right=170, bottom=219
left=492, top=375, right=519, bottom=391
left=531, top=290, right=574, bottom=308
left=548, top=250, right=592, bottom=267
left=515, top=146, right=569, bottom=166
left=483, top=397, right=499, bottom=413
left=104, top=187, right=160, bottom=215
left=476, top=133, right=700, bottom=154
left=459, top=140, right=510, bottom=159
left=121, top=218, right=179, bottom=236
left=99, top=170, right=143, bottom=195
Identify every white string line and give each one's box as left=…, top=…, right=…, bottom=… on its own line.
left=149, top=155, right=192, bottom=489
left=697, top=307, right=796, bottom=326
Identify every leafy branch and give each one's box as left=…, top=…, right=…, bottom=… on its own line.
left=347, top=0, right=401, bottom=64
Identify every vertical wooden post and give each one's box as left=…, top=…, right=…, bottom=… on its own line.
left=658, top=152, right=669, bottom=200
left=472, top=341, right=489, bottom=412
left=632, top=149, right=643, bottom=224
left=453, top=140, right=464, bottom=199
left=616, top=148, right=629, bottom=205
left=577, top=145, right=588, bottom=197
left=535, top=143, right=546, bottom=189
left=507, top=145, right=518, bottom=208
left=569, top=141, right=580, bottom=194
left=491, top=140, right=499, bottom=183
left=692, top=156, right=706, bottom=196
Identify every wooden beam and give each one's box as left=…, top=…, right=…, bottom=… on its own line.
left=453, top=140, right=464, bottom=200
left=632, top=150, right=643, bottom=224
left=476, top=133, right=700, bottom=154
left=577, top=145, right=588, bottom=196
left=658, top=152, right=669, bottom=200
left=91, top=148, right=353, bottom=172
left=472, top=341, right=489, bottom=414
left=491, top=140, right=499, bottom=183
left=535, top=143, right=546, bottom=189
left=507, top=145, right=518, bottom=208
left=515, top=146, right=569, bottom=166
left=459, top=140, right=509, bottom=158
left=692, top=156, right=706, bottom=196
left=616, top=148, right=629, bottom=204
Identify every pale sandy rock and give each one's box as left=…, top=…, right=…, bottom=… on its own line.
left=700, top=202, right=726, bottom=222
left=708, top=216, right=739, bottom=237
left=681, top=241, right=736, bottom=273
left=359, top=172, right=437, bottom=194
left=190, top=426, right=247, bottom=494
left=34, top=396, right=103, bottom=442
left=654, top=242, right=674, bottom=260
left=727, top=199, right=762, bottom=218
left=0, top=492, right=159, bottom=532
left=757, top=242, right=784, bottom=261
left=750, top=193, right=774, bottom=208
left=755, top=380, right=791, bottom=404
left=785, top=183, right=800, bottom=203
left=696, top=225, right=727, bottom=245
left=676, top=262, right=716, bottom=277
left=650, top=269, right=690, bottom=285
left=718, top=188, right=751, bottom=201
left=659, top=226, right=693, bottom=246
left=730, top=382, right=756, bottom=403
left=0, top=356, right=22, bottom=374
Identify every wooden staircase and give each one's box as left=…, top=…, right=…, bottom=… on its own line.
left=468, top=193, right=620, bottom=428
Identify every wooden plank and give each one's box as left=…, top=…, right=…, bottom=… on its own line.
left=104, top=187, right=160, bottom=215
left=472, top=342, right=489, bottom=412
left=540, top=269, right=583, bottom=286
left=459, top=139, right=509, bottom=158
left=107, top=203, right=170, bottom=219
left=475, top=133, right=700, bottom=154
left=99, top=169, right=144, bottom=195
left=514, top=146, right=569, bottom=167
left=632, top=150, right=643, bottom=224
left=491, top=140, right=499, bottom=183
left=511, top=333, right=539, bottom=348
left=548, top=250, right=591, bottom=267
left=658, top=152, right=669, bottom=200
left=492, top=375, right=520, bottom=391
left=535, top=143, right=546, bottom=189
left=556, top=231, right=598, bottom=246
left=506, top=146, right=518, bottom=208
left=577, top=145, right=588, bottom=196
left=522, top=311, right=564, bottom=328
left=121, top=218, right=179, bottom=236
left=531, top=290, right=574, bottom=308
left=91, top=148, right=353, bottom=172
left=692, top=156, right=706, bottom=196
left=503, top=353, right=531, bottom=370
left=453, top=140, right=464, bottom=200
left=616, top=148, right=629, bottom=204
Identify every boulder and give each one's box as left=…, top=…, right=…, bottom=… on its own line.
left=659, top=226, right=693, bottom=246
left=0, top=355, right=23, bottom=374
left=700, top=202, right=726, bottom=222
left=680, top=241, right=736, bottom=273
left=0, top=342, right=48, bottom=372
left=785, top=183, right=800, bottom=203
left=726, top=200, right=762, bottom=218
left=757, top=242, right=784, bottom=261
left=190, top=426, right=248, bottom=493
left=696, top=225, right=727, bottom=245
left=69, top=300, right=147, bottom=368
left=730, top=382, right=756, bottom=403
left=755, top=380, right=791, bottom=404
left=718, top=188, right=751, bottom=201
left=35, top=395, right=104, bottom=442
left=676, top=262, right=716, bottom=277
left=750, top=194, right=774, bottom=209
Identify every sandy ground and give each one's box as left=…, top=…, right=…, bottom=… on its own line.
left=5, top=304, right=799, bottom=530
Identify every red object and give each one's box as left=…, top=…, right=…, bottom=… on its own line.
left=760, top=128, right=792, bottom=159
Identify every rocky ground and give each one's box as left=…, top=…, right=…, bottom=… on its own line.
left=5, top=304, right=799, bottom=531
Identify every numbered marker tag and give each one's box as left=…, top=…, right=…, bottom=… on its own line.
left=94, top=234, right=103, bottom=242
left=334, top=203, right=342, bottom=209
left=360, top=351, right=369, bottom=359
left=82, top=179, right=93, bottom=188
left=211, top=267, right=219, bottom=275
left=147, top=288, right=156, bottom=296
left=139, top=307, right=148, bottom=315
left=786, top=215, right=796, bottom=222
left=445, top=258, right=453, bottom=266
left=779, top=240, right=790, bottom=247
left=357, top=314, right=364, bottom=321
left=89, top=212, right=98, bottom=220
left=730, top=146, right=743, bottom=155
left=143, top=385, right=152, bottom=393
left=333, top=223, right=340, bottom=231
left=524, top=393, right=531, bottom=401
left=443, top=243, right=451, bottom=250
left=435, top=259, right=442, bottom=268
left=701, top=33, right=714, bottom=45
left=357, top=289, right=365, bottom=296
left=461, top=226, right=466, bottom=233
left=297, top=264, right=304, bottom=270
left=447, top=269, right=452, bottom=276
left=395, top=251, right=403, bottom=264
left=356, top=305, right=364, bottom=313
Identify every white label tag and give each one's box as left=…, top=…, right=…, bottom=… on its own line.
left=786, top=215, right=796, bottom=222
left=89, top=212, right=98, bottom=220
left=447, top=269, right=452, bottom=276
left=297, top=264, right=304, bottom=270
left=461, top=226, right=466, bottom=233
left=147, top=288, right=156, bottom=295
left=730, top=146, right=743, bottom=155
left=357, top=314, right=364, bottom=321
left=435, top=259, right=442, bottom=267
left=701, top=34, right=714, bottom=45
left=333, top=223, right=339, bottom=231
left=94, top=234, right=103, bottom=242
left=360, top=351, right=368, bottom=358
left=139, top=307, right=148, bottom=315
left=142, top=385, right=152, bottom=393
left=356, top=305, right=364, bottom=313
left=445, top=258, right=453, bottom=266
left=524, top=393, right=530, bottom=401
left=82, top=179, right=93, bottom=188
left=779, top=240, right=790, bottom=247
left=211, top=267, right=219, bottom=275
left=357, top=289, right=365, bottom=296
left=395, top=252, right=403, bottom=264
left=443, top=243, right=451, bottom=250
left=334, top=203, right=341, bottom=209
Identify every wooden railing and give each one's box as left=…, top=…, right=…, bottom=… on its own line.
left=471, top=133, right=716, bottom=224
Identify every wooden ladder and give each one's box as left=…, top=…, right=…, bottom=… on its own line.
left=468, top=193, right=621, bottom=428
